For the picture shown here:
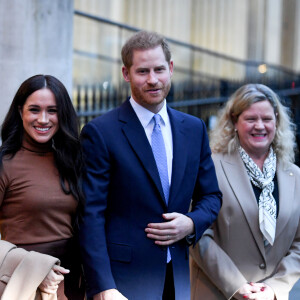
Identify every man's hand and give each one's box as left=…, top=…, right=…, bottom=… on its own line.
left=145, top=212, right=194, bottom=245
left=39, top=265, right=69, bottom=294
left=93, top=289, right=128, bottom=300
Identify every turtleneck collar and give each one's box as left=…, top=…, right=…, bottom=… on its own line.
left=21, top=132, right=53, bottom=153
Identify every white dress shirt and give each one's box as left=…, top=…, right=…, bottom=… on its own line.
left=129, top=97, right=173, bottom=185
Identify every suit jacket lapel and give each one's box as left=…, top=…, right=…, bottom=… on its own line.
left=275, top=163, right=295, bottom=239
left=220, top=152, right=266, bottom=259
left=167, top=108, right=187, bottom=206
left=118, top=100, right=167, bottom=206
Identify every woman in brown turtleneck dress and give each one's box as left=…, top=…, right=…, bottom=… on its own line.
left=0, top=75, right=85, bottom=299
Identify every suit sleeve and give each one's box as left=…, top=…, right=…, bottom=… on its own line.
left=264, top=214, right=300, bottom=299
left=186, top=120, right=222, bottom=242
left=190, top=228, right=248, bottom=299
left=263, top=166, right=300, bottom=298
left=79, top=122, right=116, bottom=297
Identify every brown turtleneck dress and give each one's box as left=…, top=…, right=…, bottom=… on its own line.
left=0, top=136, right=84, bottom=300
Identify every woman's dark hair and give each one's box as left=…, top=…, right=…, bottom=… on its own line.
left=1, top=74, right=84, bottom=204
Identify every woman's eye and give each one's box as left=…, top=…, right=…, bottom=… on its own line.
left=29, top=108, right=39, bottom=112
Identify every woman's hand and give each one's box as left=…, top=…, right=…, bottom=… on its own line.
left=234, top=282, right=275, bottom=300
left=233, top=283, right=260, bottom=300
left=39, top=265, right=70, bottom=294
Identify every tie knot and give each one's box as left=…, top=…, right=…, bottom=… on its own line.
left=153, top=114, right=161, bottom=125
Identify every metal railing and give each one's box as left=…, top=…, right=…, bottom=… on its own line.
left=73, top=10, right=300, bottom=127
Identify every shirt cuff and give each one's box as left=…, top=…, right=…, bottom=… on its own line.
left=186, top=233, right=196, bottom=245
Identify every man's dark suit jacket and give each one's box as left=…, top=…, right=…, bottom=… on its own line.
left=79, top=99, right=222, bottom=300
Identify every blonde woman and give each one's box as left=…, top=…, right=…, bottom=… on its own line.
left=190, top=84, right=300, bottom=300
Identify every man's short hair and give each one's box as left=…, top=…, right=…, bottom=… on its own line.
left=121, top=31, right=172, bottom=69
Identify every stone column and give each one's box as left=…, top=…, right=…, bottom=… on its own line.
left=280, top=0, right=299, bottom=71
left=0, top=0, right=74, bottom=124
left=264, top=0, right=282, bottom=65
left=293, top=0, right=300, bottom=72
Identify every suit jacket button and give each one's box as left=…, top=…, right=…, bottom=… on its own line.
left=259, top=263, right=266, bottom=269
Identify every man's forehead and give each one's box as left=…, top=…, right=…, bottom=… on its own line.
left=131, top=47, right=167, bottom=64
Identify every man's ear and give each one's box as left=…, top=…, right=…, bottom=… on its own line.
left=122, top=66, right=130, bottom=82
left=169, top=60, right=174, bottom=77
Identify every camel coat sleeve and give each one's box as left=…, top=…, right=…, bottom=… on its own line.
left=190, top=152, right=300, bottom=300
left=190, top=228, right=247, bottom=299
left=0, top=240, right=59, bottom=300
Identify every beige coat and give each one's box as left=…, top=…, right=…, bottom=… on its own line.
left=0, top=240, right=59, bottom=300
left=190, top=151, right=300, bottom=300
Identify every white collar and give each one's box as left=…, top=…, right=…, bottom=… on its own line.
left=129, top=97, right=168, bottom=129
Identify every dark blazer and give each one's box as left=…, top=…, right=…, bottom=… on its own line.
left=79, top=100, right=222, bottom=300
left=190, top=151, right=300, bottom=300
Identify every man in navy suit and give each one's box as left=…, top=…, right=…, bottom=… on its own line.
left=79, top=30, right=222, bottom=300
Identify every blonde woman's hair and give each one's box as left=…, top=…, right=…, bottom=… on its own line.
left=210, top=83, right=297, bottom=165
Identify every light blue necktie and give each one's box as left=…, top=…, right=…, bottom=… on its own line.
left=151, top=114, right=171, bottom=263
left=151, top=114, right=169, bottom=203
